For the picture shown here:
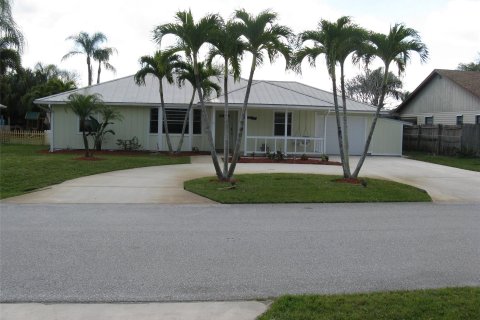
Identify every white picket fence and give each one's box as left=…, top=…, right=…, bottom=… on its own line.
left=0, top=130, right=48, bottom=145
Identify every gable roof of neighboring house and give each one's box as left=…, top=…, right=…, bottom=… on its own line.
left=35, top=74, right=377, bottom=112
left=395, top=69, right=480, bottom=113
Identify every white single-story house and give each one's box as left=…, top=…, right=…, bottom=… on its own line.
left=35, top=74, right=404, bottom=156
left=394, top=69, right=480, bottom=125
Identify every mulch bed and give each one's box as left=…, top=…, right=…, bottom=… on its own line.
left=38, top=149, right=208, bottom=157
left=72, top=157, right=106, bottom=161
left=232, top=157, right=342, bottom=166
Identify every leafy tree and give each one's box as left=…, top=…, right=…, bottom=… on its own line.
left=66, top=93, right=103, bottom=157
left=22, top=77, right=76, bottom=112
left=457, top=53, right=480, bottom=72
left=62, top=32, right=107, bottom=86
left=295, top=17, right=366, bottom=178
left=174, top=61, right=221, bottom=153
left=88, top=105, right=123, bottom=150
left=154, top=10, right=225, bottom=179
left=134, top=49, right=182, bottom=153
left=345, top=67, right=403, bottom=106
left=94, top=46, right=117, bottom=84
left=207, top=19, right=245, bottom=177
left=353, top=23, right=428, bottom=178
left=227, top=9, right=292, bottom=179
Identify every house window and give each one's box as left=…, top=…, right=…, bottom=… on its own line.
left=476, top=115, right=480, bottom=124
left=150, top=108, right=158, bottom=133
left=456, top=115, right=463, bottom=126
left=274, top=112, right=292, bottom=136
left=78, top=117, right=96, bottom=133
left=425, top=116, right=433, bottom=125
left=150, top=108, right=201, bottom=134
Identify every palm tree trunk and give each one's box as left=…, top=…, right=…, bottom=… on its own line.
left=340, top=63, right=351, bottom=177
left=87, top=56, right=92, bottom=86
left=97, top=63, right=101, bottom=84
left=81, top=120, right=90, bottom=157
left=331, top=67, right=349, bottom=178
left=193, top=55, right=224, bottom=180
left=176, top=90, right=195, bottom=153
left=159, top=81, right=174, bottom=153
left=223, top=60, right=229, bottom=178
left=227, top=55, right=256, bottom=178
left=352, top=64, right=390, bottom=178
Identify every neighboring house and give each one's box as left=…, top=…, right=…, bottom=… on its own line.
left=395, top=69, right=480, bottom=125
left=35, top=75, right=404, bottom=156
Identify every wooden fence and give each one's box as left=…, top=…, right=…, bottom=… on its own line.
left=403, top=124, right=480, bottom=156
left=0, top=130, right=48, bottom=145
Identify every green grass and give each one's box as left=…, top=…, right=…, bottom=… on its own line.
left=0, top=144, right=189, bottom=199
left=405, top=151, right=480, bottom=172
left=258, top=287, right=480, bottom=320
left=184, top=173, right=431, bottom=203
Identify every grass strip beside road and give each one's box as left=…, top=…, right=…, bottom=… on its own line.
left=258, top=287, right=480, bottom=320
left=184, top=173, right=431, bottom=203
left=0, top=144, right=189, bottom=199
left=405, top=152, right=480, bottom=172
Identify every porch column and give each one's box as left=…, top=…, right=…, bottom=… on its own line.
left=284, top=108, right=288, bottom=154
left=244, top=109, right=248, bottom=156
left=211, top=107, right=216, bottom=150
left=49, top=104, right=54, bottom=152
left=188, top=107, right=193, bottom=151
left=323, top=111, right=328, bottom=154
left=158, top=107, right=163, bottom=151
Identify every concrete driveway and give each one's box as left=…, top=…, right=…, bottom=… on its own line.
left=3, top=156, right=480, bottom=204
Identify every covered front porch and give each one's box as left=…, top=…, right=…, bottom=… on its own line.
left=212, top=106, right=332, bottom=156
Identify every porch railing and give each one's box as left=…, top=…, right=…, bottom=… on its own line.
left=245, top=136, right=325, bottom=156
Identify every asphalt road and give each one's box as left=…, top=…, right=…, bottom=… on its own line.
left=1, top=203, right=479, bottom=302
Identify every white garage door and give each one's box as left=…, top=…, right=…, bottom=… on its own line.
left=317, top=115, right=366, bottom=155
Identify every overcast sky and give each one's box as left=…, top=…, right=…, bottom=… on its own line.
left=13, top=0, right=480, bottom=98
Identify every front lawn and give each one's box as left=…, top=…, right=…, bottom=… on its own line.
left=184, top=173, right=431, bottom=203
left=258, top=287, right=480, bottom=320
left=0, top=144, right=189, bottom=199
left=405, top=151, right=480, bottom=172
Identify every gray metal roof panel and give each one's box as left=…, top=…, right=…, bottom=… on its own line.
left=35, top=74, right=376, bottom=112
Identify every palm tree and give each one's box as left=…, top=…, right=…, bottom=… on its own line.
left=352, top=23, right=428, bottom=177
left=134, top=49, right=182, bottom=153
left=333, top=18, right=368, bottom=177
left=227, top=9, right=293, bottom=178
left=66, top=93, right=103, bottom=157
left=0, top=0, right=24, bottom=52
left=94, top=46, right=117, bottom=84
left=91, top=105, right=123, bottom=150
left=207, top=19, right=245, bottom=177
left=295, top=18, right=356, bottom=178
left=0, top=34, right=20, bottom=75
left=62, top=32, right=107, bottom=86
left=175, top=61, right=221, bottom=153
left=154, top=10, right=225, bottom=179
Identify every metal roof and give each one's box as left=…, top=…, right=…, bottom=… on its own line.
left=35, top=74, right=377, bottom=112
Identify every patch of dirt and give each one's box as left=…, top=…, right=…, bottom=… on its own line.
left=334, top=178, right=362, bottom=185
left=232, top=157, right=342, bottom=166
